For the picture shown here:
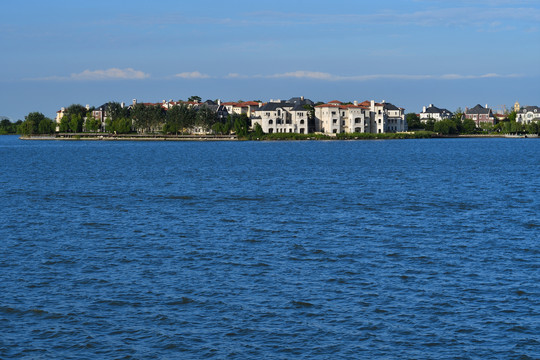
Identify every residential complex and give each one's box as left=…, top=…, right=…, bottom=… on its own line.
left=419, top=104, right=453, bottom=122
left=53, top=96, right=539, bottom=135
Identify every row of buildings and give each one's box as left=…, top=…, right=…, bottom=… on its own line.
left=56, top=97, right=539, bottom=134
left=418, top=101, right=540, bottom=127
left=251, top=97, right=407, bottom=134
left=56, top=97, right=409, bottom=134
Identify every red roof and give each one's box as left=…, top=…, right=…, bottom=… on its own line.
left=316, top=103, right=369, bottom=110
left=328, top=100, right=342, bottom=104
left=242, top=101, right=260, bottom=106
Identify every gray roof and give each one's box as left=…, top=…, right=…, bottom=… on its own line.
left=257, top=101, right=310, bottom=112
left=383, top=103, right=401, bottom=111
left=288, top=97, right=314, bottom=106
left=519, top=105, right=540, bottom=113
left=466, top=104, right=491, bottom=114
left=423, top=105, right=453, bottom=115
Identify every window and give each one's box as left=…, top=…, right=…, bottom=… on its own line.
left=355, top=118, right=361, bottom=124
left=333, top=119, right=337, bottom=124
left=300, top=128, right=305, bottom=134
left=332, top=111, right=336, bottom=115
left=333, top=129, right=337, bottom=133
left=300, top=120, right=305, bottom=124
left=269, top=120, right=273, bottom=124
left=268, top=128, right=273, bottom=133
left=355, top=127, right=361, bottom=132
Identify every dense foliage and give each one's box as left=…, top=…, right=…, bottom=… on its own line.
left=17, top=112, right=55, bottom=135
left=0, top=119, right=22, bottom=134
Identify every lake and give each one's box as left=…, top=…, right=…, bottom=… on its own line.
left=1, top=135, right=538, bottom=359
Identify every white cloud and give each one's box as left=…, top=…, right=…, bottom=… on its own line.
left=27, top=68, right=150, bottom=81
left=225, top=73, right=249, bottom=79
left=268, top=71, right=335, bottom=80
left=175, top=71, right=210, bottom=79
left=70, top=68, right=149, bottom=80
left=226, top=71, right=523, bottom=81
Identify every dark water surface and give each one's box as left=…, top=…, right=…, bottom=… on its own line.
left=1, top=135, right=538, bottom=359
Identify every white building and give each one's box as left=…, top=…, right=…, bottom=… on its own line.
left=419, top=104, right=453, bottom=122
left=314, top=101, right=370, bottom=133
left=252, top=99, right=310, bottom=134
left=516, top=106, right=540, bottom=124
left=314, top=100, right=406, bottom=134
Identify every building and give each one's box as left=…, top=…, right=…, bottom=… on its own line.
left=314, top=100, right=406, bottom=134
left=314, top=101, right=371, bottom=134
left=222, top=101, right=261, bottom=118
left=419, top=104, right=453, bottom=122
left=516, top=106, right=540, bottom=124
left=464, top=104, right=495, bottom=127
left=251, top=98, right=311, bottom=134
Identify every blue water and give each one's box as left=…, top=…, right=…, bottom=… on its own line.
left=1, top=135, right=539, bottom=359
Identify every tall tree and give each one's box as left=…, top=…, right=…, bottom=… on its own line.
left=196, top=105, right=217, bottom=131
left=69, top=114, right=84, bottom=133
left=406, top=113, right=422, bottom=130
left=38, top=118, right=55, bottom=134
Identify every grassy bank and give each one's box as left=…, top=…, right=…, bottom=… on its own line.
left=243, top=131, right=436, bottom=141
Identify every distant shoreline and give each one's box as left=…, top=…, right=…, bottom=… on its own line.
left=17, top=133, right=538, bottom=141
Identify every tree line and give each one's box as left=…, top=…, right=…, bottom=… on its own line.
left=11, top=102, right=539, bottom=136
left=15, top=99, right=252, bottom=136
left=406, top=110, right=540, bottom=135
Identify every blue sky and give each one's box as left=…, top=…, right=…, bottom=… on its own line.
left=1, top=0, right=539, bottom=120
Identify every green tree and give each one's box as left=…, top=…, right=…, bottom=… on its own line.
left=18, top=120, right=35, bottom=135
left=508, top=110, right=517, bottom=122
left=434, top=119, right=458, bottom=135
left=253, top=122, right=264, bottom=137
left=64, top=104, right=88, bottom=120
left=84, top=113, right=100, bottom=132
left=132, top=104, right=165, bottom=133
left=423, top=118, right=435, bottom=132
left=462, top=119, right=476, bottom=134
left=19, top=112, right=53, bottom=134
left=188, top=95, right=201, bottom=103
left=38, top=118, right=55, bottom=134
left=69, top=114, right=84, bottom=133
left=113, top=118, right=132, bottom=133
left=406, top=113, right=422, bottom=130
left=196, top=106, right=217, bottom=132
left=166, top=104, right=196, bottom=134
left=59, top=116, right=70, bottom=132
left=0, top=119, right=14, bottom=134
left=231, top=113, right=250, bottom=137
left=211, top=122, right=223, bottom=134
left=107, top=102, right=130, bottom=121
